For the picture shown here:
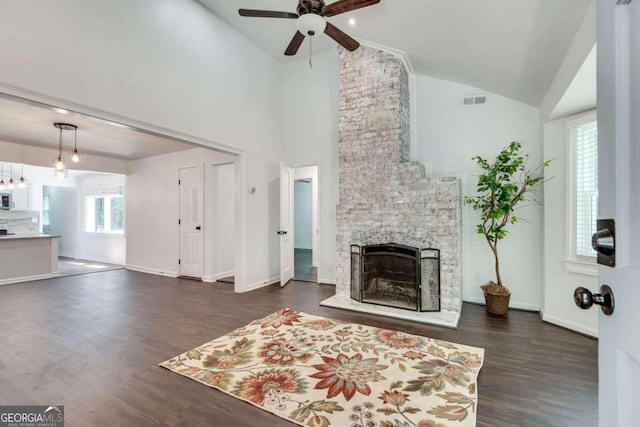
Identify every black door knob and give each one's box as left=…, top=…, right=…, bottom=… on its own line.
left=574, top=285, right=615, bottom=315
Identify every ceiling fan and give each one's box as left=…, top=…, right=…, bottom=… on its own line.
left=239, top=0, right=380, bottom=56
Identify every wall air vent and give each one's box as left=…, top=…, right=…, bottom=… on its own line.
left=461, top=95, right=488, bottom=107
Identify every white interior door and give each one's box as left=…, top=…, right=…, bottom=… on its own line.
left=597, top=1, right=640, bottom=425
left=280, top=163, right=294, bottom=287
left=179, top=166, right=203, bottom=279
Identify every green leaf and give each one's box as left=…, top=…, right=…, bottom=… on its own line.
left=402, top=383, right=424, bottom=393
left=390, top=380, right=404, bottom=390
left=403, top=407, right=422, bottom=414
left=290, top=407, right=311, bottom=422
left=436, top=392, right=474, bottom=405
left=427, top=405, right=469, bottom=422
left=308, top=400, right=344, bottom=414
left=376, top=408, right=399, bottom=416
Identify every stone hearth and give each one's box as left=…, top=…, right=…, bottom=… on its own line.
left=321, top=46, right=462, bottom=328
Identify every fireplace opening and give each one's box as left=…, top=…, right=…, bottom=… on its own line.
left=351, top=243, right=440, bottom=312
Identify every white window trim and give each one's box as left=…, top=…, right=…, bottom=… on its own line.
left=564, top=110, right=598, bottom=277
left=84, top=193, right=125, bottom=235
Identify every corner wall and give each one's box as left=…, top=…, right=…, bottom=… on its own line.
left=541, top=115, right=598, bottom=336
left=414, top=75, right=543, bottom=310
left=126, top=148, right=235, bottom=277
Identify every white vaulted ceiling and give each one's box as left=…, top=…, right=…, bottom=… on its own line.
left=198, top=0, right=593, bottom=106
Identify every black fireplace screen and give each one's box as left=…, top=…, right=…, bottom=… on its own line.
left=351, top=243, right=440, bottom=312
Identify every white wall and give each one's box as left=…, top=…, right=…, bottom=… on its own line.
left=414, top=75, right=543, bottom=310
left=127, top=148, right=235, bottom=277
left=0, top=0, right=284, bottom=291
left=540, top=2, right=596, bottom=121
left=294, top=181, right=313, bottom=250
left=282, top=50, right=339, bottom=284
left=44, top=186, right=78, bottom=257
left=212, top=163, right=235, bottom=278
left=541, top=115, right=598, bottom=336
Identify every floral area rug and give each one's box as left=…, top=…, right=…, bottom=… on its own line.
left=160, top=309, right=485, bottom=427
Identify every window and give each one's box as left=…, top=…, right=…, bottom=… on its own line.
left=42, top=194, right=50, bottom=227
left=85, top=194, right=124, bottom=234
left=566, top=113, right=598, bottom=274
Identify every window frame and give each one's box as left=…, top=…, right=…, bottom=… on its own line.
left=84, top=193, right=125, bottom=235
left=564, top=110, right=598, bottom=276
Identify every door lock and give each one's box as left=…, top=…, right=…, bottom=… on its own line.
left=195, top=226, right=201, bottom=230
left=574, top=285, right=615, bottom=315
left=277, top=230, right=288, bottom=235
left=592, top=219, right=615, bottom=267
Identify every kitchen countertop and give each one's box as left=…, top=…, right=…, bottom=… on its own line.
left=0, top=233, right=61, bottom=240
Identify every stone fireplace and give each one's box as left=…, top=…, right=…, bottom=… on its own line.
left=321, top=46, right=462, bottom=327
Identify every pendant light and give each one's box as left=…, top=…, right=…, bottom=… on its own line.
left=7, top=163, right=15, bottom=190
left=18, top=164, right=26, bottom=189
left=54, top=124, right=66, bottom=174
left=53, top=123, right=77, bottom=178
left=0, top=163, right=5, bottom=190
left=70, top=125, right=81, bottom=163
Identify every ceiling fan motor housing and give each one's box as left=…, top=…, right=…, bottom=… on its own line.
left=297, top=0, right=325, bottom=15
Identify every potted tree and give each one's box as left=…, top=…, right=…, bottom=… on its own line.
left=465, top=141, right=550, bottom=315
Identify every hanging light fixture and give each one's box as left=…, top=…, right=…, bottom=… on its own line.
left=18, top=164, right=26, bottom=189
left=70, top=125, right=81, bottom=163
left=7, top=163, right=15, bottom=189
left=53, top=123, right=77, bottom=178
left=0, top=163, right=5, bottom=190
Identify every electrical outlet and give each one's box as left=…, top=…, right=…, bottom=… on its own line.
left=474, top=271, right=481, bottom=281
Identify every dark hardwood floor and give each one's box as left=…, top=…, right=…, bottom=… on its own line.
left=0, top=270, right=597, bottom=426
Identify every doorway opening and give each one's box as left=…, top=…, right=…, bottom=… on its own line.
left=211, top=162, right=235, bottom=284
left=293, top=166, right=318, bottom=283
left=39, top=167, right=127, bottom=277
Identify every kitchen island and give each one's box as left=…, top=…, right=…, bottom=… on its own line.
left=0, top=234, right=60, bottom=285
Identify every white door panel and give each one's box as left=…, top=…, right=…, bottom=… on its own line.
left=280, top=163, right=294, bottom=287
left=179, top=166, right=204, bottom=279
left=596, top=1, right=640, bottom=425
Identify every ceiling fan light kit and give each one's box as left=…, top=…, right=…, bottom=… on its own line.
left=297, top=13, right=326, bottom=36
left=238, top=0, right=380, bottom=56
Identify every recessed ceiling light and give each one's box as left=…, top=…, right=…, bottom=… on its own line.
left=349, top=18, right=356, bottom=26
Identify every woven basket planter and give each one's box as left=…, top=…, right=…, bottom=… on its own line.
left=482, top=283, right=511, bottom=316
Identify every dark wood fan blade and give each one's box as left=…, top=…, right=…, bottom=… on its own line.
left=285, top=31, right=306, bottom=56
left=324, top=22, right=359, bottom=51
left=239, top=9, right=298, bottom=19
left=321, top=0, right=380, bottom=17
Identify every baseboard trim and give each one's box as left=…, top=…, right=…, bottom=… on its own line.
left=463, top=296, right=540, bottom=312
left=202, top=275, right=215, bottom=283
left=318, top=278, right=336, bottom=285
left=541, top=310, right=598, bottom=338
left=0, top=273, right=54, bottom=286
left=76, top=255, right=124, bottom=265
left=214, top=270, right=235, bottom=280
left=238, top=276, right=280, bottom=293
left=126, top=265, right=178, bottom=278
left=58, top=252, right=76, bottom=259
